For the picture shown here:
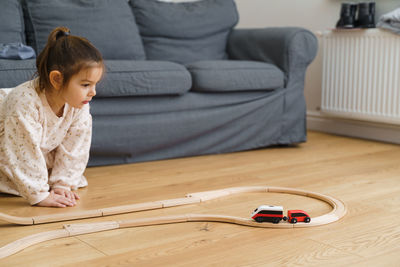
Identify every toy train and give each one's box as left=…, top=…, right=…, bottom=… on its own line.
left=251, top=205, right=311, bottom=224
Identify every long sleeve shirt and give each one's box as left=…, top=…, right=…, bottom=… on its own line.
left=0, top=80, right=91, bottom=205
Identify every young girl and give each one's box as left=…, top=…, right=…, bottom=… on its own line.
left=0, top=27, right=104, bottom=207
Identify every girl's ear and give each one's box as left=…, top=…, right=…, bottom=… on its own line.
left=49, top=70, right=63, bottom=91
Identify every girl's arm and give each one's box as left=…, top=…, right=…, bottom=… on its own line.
left=2, top=112, right=51, bottom=205
left=48, top=105, right=91, bottom=191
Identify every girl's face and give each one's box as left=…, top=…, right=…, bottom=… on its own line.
left=60, top=66, right=103, bottom=109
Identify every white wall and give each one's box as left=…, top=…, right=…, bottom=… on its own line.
left=234, top=0, right=400, bottom=143
left=235, top=0, right=339, bottom=30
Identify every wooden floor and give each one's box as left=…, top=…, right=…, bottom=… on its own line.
left=1, top=131, right=400, bottom=266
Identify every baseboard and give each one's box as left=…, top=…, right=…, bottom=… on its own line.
left=307, top=111, right=400, bottom=144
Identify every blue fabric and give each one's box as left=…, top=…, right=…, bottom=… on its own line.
left=20, top=0, right=36, bottom=51
left=25, top=0, right=146, bottom=60
left=227, top=28, right=318, bottom=143
left=227, top=28, right=318, bottom=75
left=185, top=60, right=284, bottom=92
left=130, top=0, right=238, bottom=64
left=89, top=90, right=286, bottom=166
left=0, top=59, right=36, bottom=88
left=0, top=43, right=36, bottom=60
left=97, top=60, right=192, bottom=97
left=0, top=0, right=25, bottom=44
left=88, top=28, right=318, bottom=166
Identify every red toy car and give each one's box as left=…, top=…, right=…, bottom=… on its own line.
left=285, top=210, right=311, bottom=224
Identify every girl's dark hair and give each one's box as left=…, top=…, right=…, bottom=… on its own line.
left=35, top=27, right=104, bottom=93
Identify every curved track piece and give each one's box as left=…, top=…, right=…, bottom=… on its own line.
left=0, top=229, right=69, bottom=259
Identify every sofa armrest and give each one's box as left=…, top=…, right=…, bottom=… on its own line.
left=227, top=27, right=318, bottom=78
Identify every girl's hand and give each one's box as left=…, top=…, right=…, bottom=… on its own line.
left=52, top=188, right=80, bottom=204
left=36, top=191, right=76, bottom=208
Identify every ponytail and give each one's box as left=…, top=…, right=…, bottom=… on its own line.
left=35, top=27, right=104, bottom=93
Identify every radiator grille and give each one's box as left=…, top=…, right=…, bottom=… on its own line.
left=321, top=29, right=400, bottom=124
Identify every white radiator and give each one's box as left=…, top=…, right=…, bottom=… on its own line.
left=321, top=29, right=400, bottom=125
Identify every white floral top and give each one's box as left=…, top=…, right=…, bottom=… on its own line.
left=0, top=80, right=91, bottom=205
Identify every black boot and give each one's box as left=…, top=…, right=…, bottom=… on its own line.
left=336, top=3, right=357, bottom=29
left=356, top=2, right=376, bottom=28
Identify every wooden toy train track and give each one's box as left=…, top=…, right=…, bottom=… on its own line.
left=0, top=186, right=346, bottom=259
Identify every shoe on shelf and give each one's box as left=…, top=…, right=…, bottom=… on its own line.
left=355, top=2, right=376, bottom=28
left=336, top=2, right=357, bottom=29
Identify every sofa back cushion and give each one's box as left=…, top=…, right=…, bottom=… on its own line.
left=0, top=0, right=25, bottom=44
left=130, top=0, right=238, bottom=64
left=25, top=0, right=146, bottom=60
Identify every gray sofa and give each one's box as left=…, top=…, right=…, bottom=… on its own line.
left=0, top=0, right=318, bottom=166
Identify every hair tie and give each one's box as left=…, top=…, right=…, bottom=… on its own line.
left=55, top=30, right=70, bottom=40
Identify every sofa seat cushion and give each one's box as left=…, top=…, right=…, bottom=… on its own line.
left=0, top=0, right=25, bottom=44
left=96, top=60, right=192, bottom=97
left=0, top=59, right=36, bottom=88
left=130, top=0, right=238, bottom=64
left=25, top=0, right=145, bottom=60
left=185, top=60, right=285, bottom=92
